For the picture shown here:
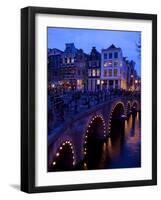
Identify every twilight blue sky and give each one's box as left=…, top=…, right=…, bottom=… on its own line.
left=48, top=27, right=141, bottom=75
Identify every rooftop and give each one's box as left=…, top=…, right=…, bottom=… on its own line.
left=102, top=44, right=121, bottom=51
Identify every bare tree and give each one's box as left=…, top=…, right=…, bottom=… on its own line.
left=136, top=35, right=141, bottom=59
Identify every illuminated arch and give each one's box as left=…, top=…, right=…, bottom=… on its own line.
left=83, top=115, right=106, bottom=156
left=131, top=100, right=139, bottom=111
left=50, top=140, right=76, bottom=171
left=108, top=102, right=125, bottom=135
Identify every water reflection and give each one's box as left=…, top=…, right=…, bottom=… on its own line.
left=82, top=112, right=141, bottom=170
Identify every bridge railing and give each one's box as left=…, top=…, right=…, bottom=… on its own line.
left=48, top=89, right=140, bottom=134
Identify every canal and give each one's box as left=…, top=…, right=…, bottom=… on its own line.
left=82, top=112, right=141, bottom=170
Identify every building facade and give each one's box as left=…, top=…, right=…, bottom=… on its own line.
left=87, top=47, right=101, bottom=91
left=60, top=43, right=88, bottom=90
left=48, top=48, right=63, bottom=84
left=101, top=44, right=128, bottom=90
left=48, top=43, right=140, bottom=92
left=60, top=43, right=77, bottom=90
left=75, top=49, right=88, bottom=90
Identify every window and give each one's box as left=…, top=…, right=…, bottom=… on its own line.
left=108, top=61, right=112, bottom=66
left=97, top=69, right=100, bottom=76
left=67, top=58, right=70, bottom=64
left=104, top=70, right=107, bottom=77
left=97, top=79, right=100, bottom=85
left=88, top=69, right=91, bottom=76
left=92, top=69, right=96, bottom=77
left=108, top=69, right=112, bottom=76
left=71, top=58, right=74, bottom=63
left=114, top=52, right=118, bottom=58
left=114, top=61, right=118, bottom=66
left=109, top=52, right=112, bottom=59
left=104, top=53, right=107, bottom=59
left=114, top=69, right=118, bottom=76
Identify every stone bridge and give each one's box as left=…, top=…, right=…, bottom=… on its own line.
left=48, top=96, right=140, bottom=171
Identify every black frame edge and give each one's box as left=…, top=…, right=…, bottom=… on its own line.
left=21, top=7, right=30, bottom=193
left=21, top=7, right=35, bottom=193
left=152, top=14, right=157, bottom=185
left=24, top=6, right=157, bottom=19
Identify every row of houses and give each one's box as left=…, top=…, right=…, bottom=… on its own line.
left=48, top=43, right=140, bottom=91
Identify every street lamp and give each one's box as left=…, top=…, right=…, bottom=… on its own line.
left=51, top=83, right=55, bottom=88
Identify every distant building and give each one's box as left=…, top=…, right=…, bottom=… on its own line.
left=87, top=47, right=101, bottom=91
left=48, top=43, right=139, bottom=92
left=60, top=43, right=78, bottom=90
left=60, top=43, right=87, bottom=90
left=75, top=49, right=88, bottom=90
left=101, top=44, right=128, bottom=90
left=48, top=48, right=63, bottom=83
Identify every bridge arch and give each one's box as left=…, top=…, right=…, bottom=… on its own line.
left=108, top=102, right=125, bottom=136
left=83, top=115, right=106, bottom=169
left=126, top=101, right=131, bottom=116
left=48, top=139, right=76, bottom=171
left=84, top=115, right=106, bottom=142
left=48, top=97, right=141, bottom=170
left=131, top=100, right=139, bottom=112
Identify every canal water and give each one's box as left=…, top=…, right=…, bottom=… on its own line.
left=82, top=112, right=141, bottom=170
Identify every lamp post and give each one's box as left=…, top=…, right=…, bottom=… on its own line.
left=134, top=79, right=138, bottom=91
left=130, top=74, right=134, bottom=91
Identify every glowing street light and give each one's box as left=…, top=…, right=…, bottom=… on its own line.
left=51, top=83, right=55, bottom=88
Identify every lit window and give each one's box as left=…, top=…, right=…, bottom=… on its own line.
left=114, top=69, right=118, bottom=76
left=92, top=69, right=96, bottom=77
left=97, top=69, right=100, bottom=76
left=108, top=61, right=112, bottom=66
left=97, top=79, right=100, bottom=85
left=67, top=58, right=70, bottom=64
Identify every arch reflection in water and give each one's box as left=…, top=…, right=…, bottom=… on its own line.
left=105, top=112, right=141, bottom=169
